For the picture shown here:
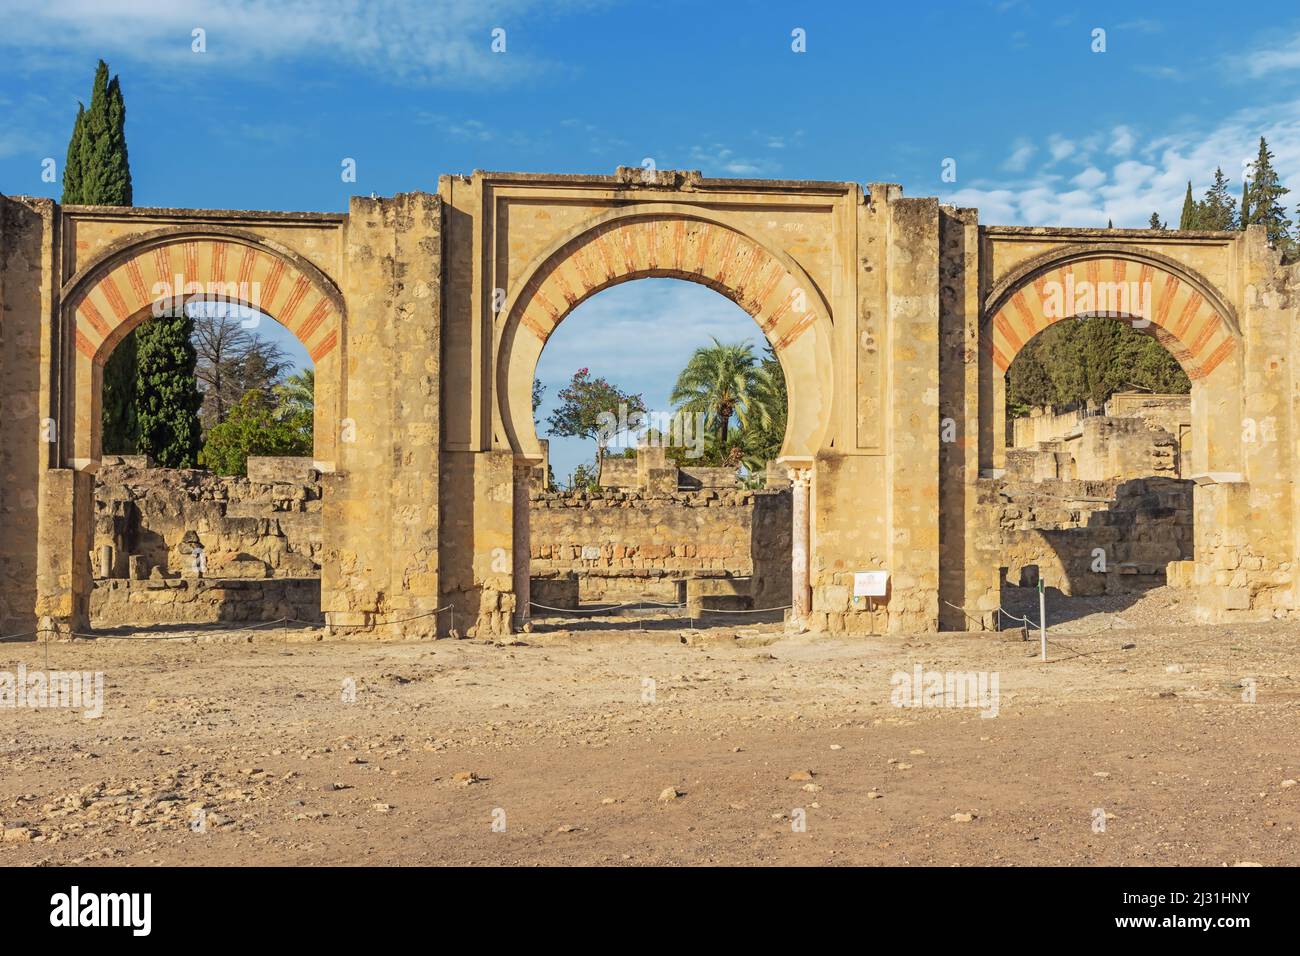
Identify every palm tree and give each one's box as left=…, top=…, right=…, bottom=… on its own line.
left=273, top=367, right=314, bottom=420
left=670, top=338, right=776, bottom=462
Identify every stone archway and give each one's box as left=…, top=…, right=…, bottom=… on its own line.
left=492, top=205, right=837, bottom=627
left=44, top=228, right=346, bottom=632
left=979, top=249, right=1243, bottom=477
left=62, top=229, right=345, bottom=471
left=494, top=205, right=835, bottom=462
left=954, top=245, right=1251, bottom=629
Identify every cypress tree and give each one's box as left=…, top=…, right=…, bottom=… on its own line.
left=62, top=61, right=200, bottom=457
left=74, top=61, right=132, bottom=206
left=1178, top=181, right=1201, bottom=229
left=135, top=310, right=204, bottom=468
left=1148, top=212, right=1165, bottom=230
left=61, top=104, right=86, bottom=203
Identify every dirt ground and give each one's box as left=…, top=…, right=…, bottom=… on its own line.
left=1, top=587, right=1297, bottom=867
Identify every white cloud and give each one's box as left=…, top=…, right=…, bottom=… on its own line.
left=1046, top=135, right=1076, bottom=164
left=1230, top=32, right=1300, bottom=79
left=1072, top=166, right=1106, bottom=189
left=1003, top=142, right=1036, bottom=172
left=940, top=100, right=1300, bottom=227
left=0, top=0, right=570, bottom=86
left=685, top=144, right=772, bottom=177
left=1106, top=125, right=1136, bottom=157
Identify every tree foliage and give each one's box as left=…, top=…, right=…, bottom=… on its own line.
left=1006, top=318, right=1190, bottom=417
left=198, top=389, right=312, bottom=476
left=63, top=60, right=139, bottom=453
left=1243, top=137, right=1292, bottom=245
left=1177, top=168, right=1239, bottom=231
left=191, top=306, right=291, bottom=430
left=545, top=367, right=646, bottom=462
left=134, top=310, right=204, bottom=468
left=273, top=368, right=314, bottom=421
left=61, top=60, right=132, bottom=205
left=669, top=337, right=779, bottom=462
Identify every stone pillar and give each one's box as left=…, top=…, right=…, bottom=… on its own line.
left=36, top=468, right=94, bottom=636
left=512, top=459, right=533, bottom=630
left=790, top=466, right=812, bottom=625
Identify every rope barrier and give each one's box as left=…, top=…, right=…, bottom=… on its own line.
left=529, top=601, right=625, bottom=614
left=692, top=604, right=791, bottom=614
left=530, top=599, right=790, bottom=617
left=941, top=599, right=1039, bottom=632
left=0, top=605, right=455, bottom=644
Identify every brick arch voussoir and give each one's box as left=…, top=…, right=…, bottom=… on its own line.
left=495, top=204, right=834, bottom=460
left=984, top=250, right=1238, bottom=382
left=64, top=229, right=343, bottom=367
left=511, top=213, right=826, bottom=355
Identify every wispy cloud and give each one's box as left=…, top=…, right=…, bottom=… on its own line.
left=1227, top=31, right=1300, bottom=79
left=1003, top=142, right=1036, bottom=173
left=684, top=143, right=776, bottom=177
left=0, top=0, right=575, bottom=87
left=942, top=105, right=1300, bottom=227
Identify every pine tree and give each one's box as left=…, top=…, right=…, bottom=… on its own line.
left=1178, top=181, right=1201, bottom=229
left=1244, top=136, right=1292, bottom=244
left=1200, top=167, right=1238, bottom=230
left=134, top=310, right=204, bottom=468
left=1148, top=212, right=1165, bottom=230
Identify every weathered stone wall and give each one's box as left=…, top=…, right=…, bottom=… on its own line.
left=0, top=197, right=51, bottom=635
left=91, top=577, right=322, bottom=627
left=1007, top=417, right=1182, bottom=483
left=998, top=476, right=1193, bottom=596
left=1013, top=403, right=1094, bottom=448
left=1010, top=394, right=1191, bottom=483
left=530, top=488, right=791, bottom=607
left=325, top=192, right=443, bottom=635
left=92, top=457, right=322, bottom=581
left=91, top=457, right=792, bottom=621
left=8, top=177, right=1300, bottom=637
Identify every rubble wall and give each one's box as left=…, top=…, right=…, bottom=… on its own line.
left=530, top=488, right=791, bottom=607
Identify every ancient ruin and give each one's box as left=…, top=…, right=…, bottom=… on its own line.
left=3, top=168, right=1298, bottom=637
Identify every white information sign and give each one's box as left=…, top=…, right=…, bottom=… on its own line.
left=853, top=571, right=889, bottom=598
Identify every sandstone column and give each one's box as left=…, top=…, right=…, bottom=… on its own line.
left=512, top=458, right=533, bottom=630
left=36, top=468, right=95, bottom=636
left=790, top=466, right=812, bottom=626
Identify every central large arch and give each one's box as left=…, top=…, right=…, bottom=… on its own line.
left=493, top=204, right=835, bottom=462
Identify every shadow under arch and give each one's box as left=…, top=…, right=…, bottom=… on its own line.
left=60, top=228, right=345, bottom=471
left=493, top=203, right=835, bottom=463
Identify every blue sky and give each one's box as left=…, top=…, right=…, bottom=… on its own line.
left=4, top=0, right=1300, bottom=477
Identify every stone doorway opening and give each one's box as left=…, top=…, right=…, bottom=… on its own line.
left=994, top=316, right=1197, bottom=629
left=524, top=277, right=793, bottom=631
left=88, top=298, right=325, bottom=632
